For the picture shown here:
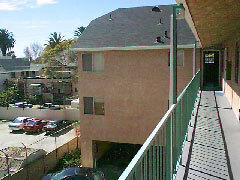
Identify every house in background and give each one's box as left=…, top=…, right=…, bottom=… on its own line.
left=0, top=56, right=30, bottom=92
left=24, top=63, right=77, bottom=104
left=71, top=4, right=201, bottom=167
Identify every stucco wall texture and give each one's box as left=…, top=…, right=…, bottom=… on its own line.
left=223, top=40, right=240, bottom=119
left=78, top=49, right=200, bottom=145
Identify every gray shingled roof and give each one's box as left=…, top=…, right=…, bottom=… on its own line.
left=72, top=5, right=196, bottom=49
left=29, top=64, right=46, bottom=71
left=0, top=57, right=30, bottom=73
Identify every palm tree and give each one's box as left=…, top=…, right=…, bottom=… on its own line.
left=0, top=29, right=15, bottom=56
left=74, top=26, right=86, bottom=37
left=47, top=32, right=64, bottom=48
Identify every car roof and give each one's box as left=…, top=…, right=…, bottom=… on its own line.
left=16, top=117, right=31, bottom=120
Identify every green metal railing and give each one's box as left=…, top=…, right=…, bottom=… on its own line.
left=118, top=71, right=200, bottom=180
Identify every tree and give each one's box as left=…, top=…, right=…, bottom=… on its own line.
left=47, top=32, right=64, bottom=48
left=24, top=46, right=31, bottom=60
left=24, top=43, right=43, bottom=61
left=74, top=26, right=86, bottom=37
left=31, top=42, right=43, bottom=59
left=0, top=29, right=15, bottom=56
left=41, top=38, right=77, bottom=77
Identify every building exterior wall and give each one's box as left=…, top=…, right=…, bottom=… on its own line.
left=78, top=48, right=200, bottom=167
left=223, top=39, right=240, bottom=119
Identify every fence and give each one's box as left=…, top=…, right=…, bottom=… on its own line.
left=0, top=107, right=79, bottom=121
left=0, top=123, right=81, bottom=180
left=118, top=71, right=200, bottom=180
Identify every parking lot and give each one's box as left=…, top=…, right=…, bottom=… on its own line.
left=0, top=120, right=76, bottom=153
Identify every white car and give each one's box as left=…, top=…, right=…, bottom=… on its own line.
left=8, top=117, right=31, bottom=131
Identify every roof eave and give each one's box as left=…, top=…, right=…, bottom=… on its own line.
left=71, top=44, right=201, bottom=52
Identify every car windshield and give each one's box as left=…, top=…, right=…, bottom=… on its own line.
left=47, top=122, right=56, bottom=125
left=26, top=121, right=36, bottom=125
left=12, top=119, right=22, bottom=123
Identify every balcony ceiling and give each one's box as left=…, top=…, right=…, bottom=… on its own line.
left=185, top=0, right=240, bottom=48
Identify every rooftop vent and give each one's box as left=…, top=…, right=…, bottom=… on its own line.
left=155, top=36, right=164, bottom=44
left=164, top=31, right=170, bottom=39
left=152, top=6, right=161, bottom=12
left=109, top=14, right=113, bottom=21
left=158, top=19, right=163, bottom=25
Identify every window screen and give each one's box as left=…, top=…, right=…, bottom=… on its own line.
left=93, top=53, right=104, bottom=72
left=168, top=50, right=184, bottom=66
left=84, top=97, right=93, bottom=114
left=94, top=97, right=104, bottom=115
left=82, top=54, right=93, bottom=71
left=177, top=50, right=184, bottom=66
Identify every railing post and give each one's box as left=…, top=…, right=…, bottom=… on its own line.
left=169, top=12, right=177, bottom=107
left=193, top=41, right=197, bottom=77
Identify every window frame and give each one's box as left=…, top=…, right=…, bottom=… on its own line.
left=168, top=50, right=184, bottom=67
left=83, top=96, right=104, bottom=116
left=82, top=53, right=93, bottom=72
left=82, top=53, right=104, bottom=72
left=11, top=72, right=16, bottom=78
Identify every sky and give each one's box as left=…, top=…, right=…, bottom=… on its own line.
left=0, top=0, right=176, bottom=57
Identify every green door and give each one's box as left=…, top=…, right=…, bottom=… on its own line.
left=203, top=51, right=222, bottom=90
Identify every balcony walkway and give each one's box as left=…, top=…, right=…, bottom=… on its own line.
left=178, top=91, right=234, bottom=180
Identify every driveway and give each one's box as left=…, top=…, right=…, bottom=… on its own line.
left=0, top=120, right=76, bottom=153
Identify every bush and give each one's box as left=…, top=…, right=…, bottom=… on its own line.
left=51, top=149, right=81, bottom=173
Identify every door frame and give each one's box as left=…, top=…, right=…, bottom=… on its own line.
left=201, top=50, right=222, bottom=90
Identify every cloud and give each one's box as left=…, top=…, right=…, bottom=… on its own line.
left=36, top=0, right=57, bottom=6
left=0, top=2, right=16, bottom=10
left=0, top=0, right=57, bottom=11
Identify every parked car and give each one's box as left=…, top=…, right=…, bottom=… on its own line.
left=43, top=120, right=65, bottom=134
left=8, top=117, right=31, bottom=131
left=23, top=119, right=48, bottom=133
left=39, top=103, right=61, bottom=110
left=42, top=167, right=105, bottom=180
left=12, top=102, right=33, bottom=108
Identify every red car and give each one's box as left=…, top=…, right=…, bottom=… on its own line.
left=23, top=119, right=48, bottom=133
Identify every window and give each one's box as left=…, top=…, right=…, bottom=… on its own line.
left=177, top=50, right=184, bottom=66
left=75, top=88, right=78, bottom=92
left=21, top=72, right=24, bottom=77
left=26, top=71, right=29, bottom=77
left=83, top=97, right=104, bottom=115
left=168, top=50, right=184, bottom=66
left=32, top=71, right=36, bottom=76
left=82, top=53, right=104, bottom=72
left=11, top=72, right=15, bottom=78
left=58, top=88, right=63, bottom=94
left=235, top=43, right=239, bottom=83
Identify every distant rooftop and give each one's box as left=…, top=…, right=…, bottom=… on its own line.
left=0, top=56, right=46, bottom=73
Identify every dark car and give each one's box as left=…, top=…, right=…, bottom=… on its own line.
left=23, top=119, right=48, bottom=133
left=12, top=102, right=33, bottom=108
left=42, top=167, right=105, bottom=180
left=39, top=103, right=61, bottom=110
left=43, top=120, right=65, bottom=134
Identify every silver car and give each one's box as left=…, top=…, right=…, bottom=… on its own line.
left=8, top=117, right=31, bottom=131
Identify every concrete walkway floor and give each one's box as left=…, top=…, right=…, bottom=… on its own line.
left=177, top=91, right=240, bottom=180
